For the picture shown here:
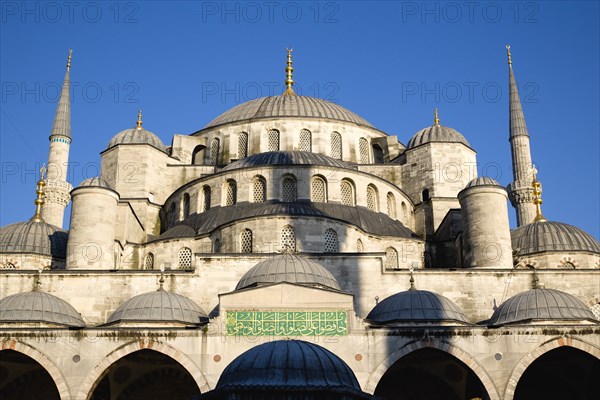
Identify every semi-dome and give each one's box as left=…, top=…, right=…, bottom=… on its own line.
left=235, top=253, right=341, bottom=291
left=511, top=221, right=600, bottom=256
left=106, top=125, right=167, bottom=153
left=465, top=176, right=502, bottom=188
left=78, top=176, right=112, bottom=189
left=0, top=220, right=68, bottom=258
left=212, top=340, right=364, bottom=394
left=366, top=289, right=470, bottom=325
left=204, top=95, right=373, bottom=129
left=106, top=289, right=207, bottom=325
left=221, top=151, right=351, bottom=171
left=407, top=124, right=470, bottom=149
left=0, top=291, right=85, bottom=327
left=489, top=288, right=598, bottom=327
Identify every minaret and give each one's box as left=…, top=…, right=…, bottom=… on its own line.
left=506, top=45, right=536, bottom=226
left=283, top=48, right=295, bottom=95
left=42, top=50, right=74, bottom=228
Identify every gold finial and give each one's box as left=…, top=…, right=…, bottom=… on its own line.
left=284, top=48, right=295, bottom=95
left=67, top=49, right=73, bottom=71
left=136, top=109, right=143, bottom=128
left=30, top=164, right=47, bottom=223
left=434, top=108, right=440, bottom=127
left=531, top=165, right=547, bottom=223
left=506, top=44, right=512, bottom=65
left=408, top=266, right=416, bottom=291
left=158, top=265, right=165, bottom=290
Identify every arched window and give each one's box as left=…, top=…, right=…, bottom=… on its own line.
left=240, top=229, right=253, bottom=253
left=373, top=144, right=384, bottom=163
left=311, top=176, right=327, bottom=203
left=367, top=185, right=379, bottom=212
left=192, top=145, right=205, bottom=165
left=178, top=247, right=193, bottom=270
left=340, top=179, right=355, bottom=206
left=213, top=239, right=221, bottom=253
left=386, top=192, right=396, bottom=219
left=385, top=247, right=399, bottom=269
left=202, top=186, right=211, bottom=212
left=281, top=177, right=296, bottom=202
left=356, top=239, right=364, bottom=253
left=324, top=229, right=338, bottom=253
left=299, top=129, right=312, bottom=152
left=359, top=138, right=369, bottom=163
left=226, top=180, right=237, bottom=206
left=281, top=225, right=296, bottom=251
left=238, top=132, right=248, bottom=158
left=2, top=262, right=16, bottom=270
left=401, top=201, right=408, bottom=221
left=168, top=202, right=176, bottom=226
left=331, top=131, right=342, bottom=159
left=253, top=176, right=266, bottom=203
left=422, top=188, right=430, bottom=202
left=143, top=253, right=154, bottom=270
left=268, top=129, right=280, bottom=151
left=182, top=193, right=190, bottom=219
left=209, top=138, right=220, bottom=165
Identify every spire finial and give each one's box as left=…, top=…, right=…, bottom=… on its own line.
left=284, top=48, right=295, bottom=95
left=408, top=266, right=416, bottom=291
left=136, top=109, right=143, bottom=128
left=531, top=165, right=547, bottom=223
left=434, top=108, right=440, bottom=127
left=67, top=49, right=73, bottom=71
left=506, top=44, right=512, bottom=65
left=30, top=164, right=47, bottom=223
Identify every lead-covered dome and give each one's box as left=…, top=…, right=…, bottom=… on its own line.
left=511, top=221, right=600, bottom=256
left=106, top=125, right=167, bottom=153
left=235, top=253, right=341, bottom=291
left=222, top=151, right=350, bottom=171
left=0, top=291, right=85, bottom=327
left=211, top=340, right=365, bottom=394
left=407, top=124, right=470, bottom=149
left=205, top=95, right=373, bottom=129
left=0, top=220, right=68, bottom=258
left=107, top=289, right=207, bottom=325
left=465, top=176, right=502, bottom=188
left=366, top=289, right=470, bottom=325
left=78, top=176, right=112, bottom=189
left=488, top=288, right=598, bottom=327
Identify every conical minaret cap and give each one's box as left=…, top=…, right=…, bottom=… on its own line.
left=50, top=49, right=72, bottom=140
left=507, top=45, right=529, bottom=139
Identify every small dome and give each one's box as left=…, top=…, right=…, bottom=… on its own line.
left=0, top=291, right=85, bottom=327
left=511, top=221, right=600, bottom=256
left=407, top=125, right=470, bottom=149
left=107, top=289, right=207, bottom=325
left=221, top=151, right=350, bottom=171
left=106, top=126, right=167, bottom=153
left=489, top=288, right=598, bottom=327
left=465, top=176, right=502, bottom=188
left=204, top=95, right=373, bottom=129
left=366, top=289, right=470, bottom=325
left=235, top=253, right=341, bottom=291
left=0, top=220, right=68, bottom=258
left=214, top=340, right=362, bottom=392
left=78, top=176, right=112, bottom=189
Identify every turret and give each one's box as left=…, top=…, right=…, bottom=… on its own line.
left=505, top=45, right=536, bottom=226
left=42, top=50, right=74, bottom=228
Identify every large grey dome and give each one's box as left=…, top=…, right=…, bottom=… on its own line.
left=0, top=220, right=68, bottom=258
left=204, top=95, right=373, bottom=129
left=222, top=151, right=351, bottom=171
left=407, top=125, right=470, bottom=149
left=0, top=291, right=85, bottom=327
left=489, top=288, right=598, bottom=327
left=465, top=176, right=502, bottom=188
left=235, top=253, right=341, bottom=291
left=107, top=289, right=207, bottom=325
left=213, top=340, right=364, bottom=393
left=366, top=289, right=470, bottom=325
left=106, top=126, right=167, bottom=153
left=511, top=221, right=600, bottom=256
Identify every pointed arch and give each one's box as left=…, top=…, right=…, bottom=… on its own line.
left=331, top=131, right=342, bottom=159
left=311, top=175, right=327, bottom=203
left=209, top=138, right=220, bottom=165
left=268, top=129, right=280, bottom=151
left=238, top=132, right=248, bottom=158
left=359, top=137, right=369, bottom=163
left=386, top=192, right=396, bottom=219
left=367, top=184, right=379, bottom=212
left=300, top=129, right=312, bottom=151
left=240, top=229, right=253, bottom=253
left=253, top=176, right=266, bottom=203
left=340, top=179, right=355, bottom=206
left=281, top=176, right=297, bottom=202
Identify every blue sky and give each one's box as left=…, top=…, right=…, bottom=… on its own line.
left=1, top=1, right=598, bottom=239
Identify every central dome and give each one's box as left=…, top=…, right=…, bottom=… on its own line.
left=221, top=151, right=350, bottom=171
left=204, top=95, right=373, bottom=129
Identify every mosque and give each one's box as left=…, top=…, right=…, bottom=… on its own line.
left=0, top=47, right=599, bottom=400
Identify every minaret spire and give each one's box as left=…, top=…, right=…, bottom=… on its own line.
left=506, top=45, right=536, bottom=226
left=284, top=48, right=295, bottom=96
left=42, top=49, right=74, bottom=228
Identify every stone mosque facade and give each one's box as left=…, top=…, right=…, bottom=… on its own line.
left=0, top=48, right=599, bottom=400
